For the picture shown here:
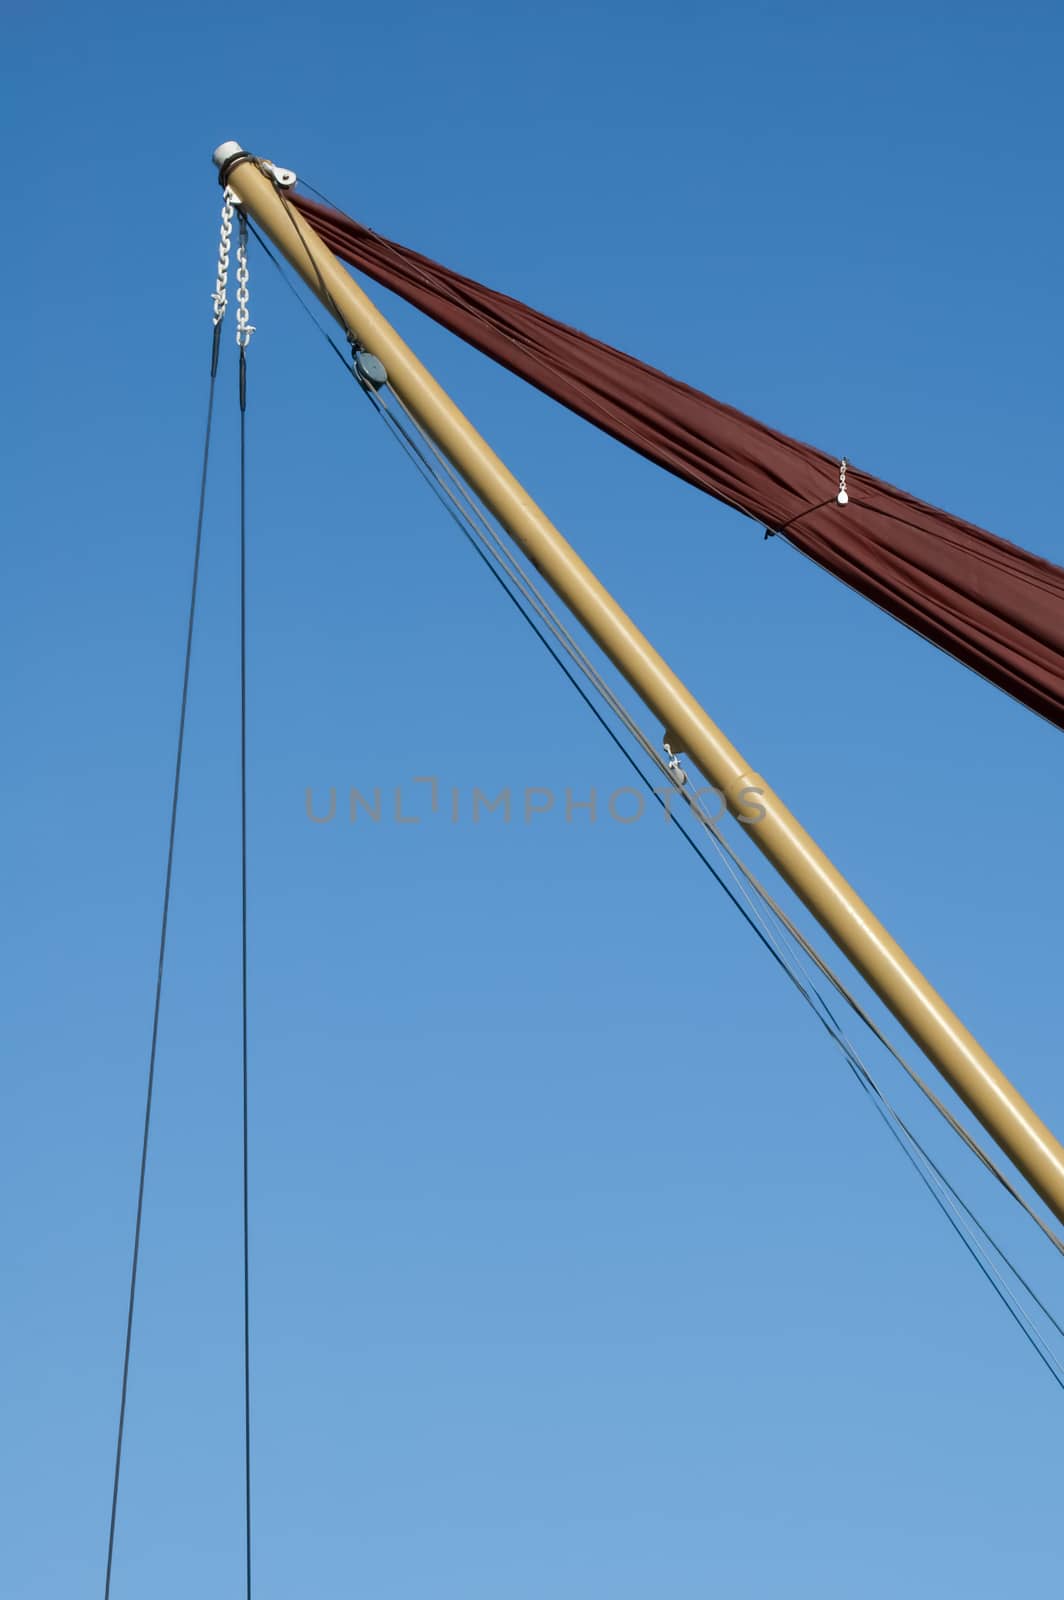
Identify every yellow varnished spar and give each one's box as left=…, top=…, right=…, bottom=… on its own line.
left=216, top=143, right=1064, bottom=1225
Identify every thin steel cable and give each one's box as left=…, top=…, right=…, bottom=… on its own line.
left=245, top=227, right=1064, bottom=1379
left=246, top=219, right=348, bottom=364
left=353, top=385, right=805, bottom=975
left=852, top=1067, right=1064, bottom=1384
left=382, top=379, right=1064, bottom=1260
left=363, top=384, right=1062, bottom=1376
left=103, top=319, right=222, bottom=1600
left=247, top=222, right=1064, bottom=1254
left=238, top=337, right=253, bottom=1600
left=383, top=380, right=1064, bottom=1372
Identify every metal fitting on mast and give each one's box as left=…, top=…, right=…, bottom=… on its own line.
left=213, top=142, right=296, bottom=190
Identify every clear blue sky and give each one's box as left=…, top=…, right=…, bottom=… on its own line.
left=3, top=2, right=1063, bottom=1596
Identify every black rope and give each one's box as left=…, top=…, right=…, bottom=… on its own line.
left=238, top=236, right=253, bottom=1600
left=244, top=219, right=1064, bottom=1387
left=246, top=235, right=790, bottom=943
left=363, top=383, right=802, bottom=973
left=366, top=384, right=1064, bottom=1391
left=103, top=318, right=222, bottom=1600
left=246, top=219, right=349, bottom=366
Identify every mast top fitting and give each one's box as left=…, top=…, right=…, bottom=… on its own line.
left=212, top=141, right=297, bottom=191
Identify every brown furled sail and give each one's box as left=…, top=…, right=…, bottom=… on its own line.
left=289, top=191, right=1064, bottom=731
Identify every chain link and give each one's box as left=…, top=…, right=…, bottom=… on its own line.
left=213, top=187, right=235, bottom=325
left=235, top=212, right=255, bottom=349
left=837, top=456, right=849, bottom=506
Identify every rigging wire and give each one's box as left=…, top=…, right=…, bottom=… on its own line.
left=364, top=381, right=1064, bottom=1387
left=107, top=197, right=259, bottom=1596
left=236, top=211, right=254, bottom=1600
left=247, top=209, right=1064, bottom=1262
left=249, top=207, right=1052, bottom=1227
left=365, top=364, right=1064, bottom=1258
left=103, top=317, right=223, bottom=1600
left=246, top=219, right=1064, bottom=1384
left=388, top=384, right=1064, bottom=1270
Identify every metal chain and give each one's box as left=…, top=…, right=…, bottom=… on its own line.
left=213, top=187, right=235, bottom=325
left=837, top=456, right=849, bottom=506
left=236, top=212, right=255, bottom=348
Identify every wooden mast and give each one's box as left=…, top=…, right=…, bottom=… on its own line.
left=215, top=142, right=1064, bottom=1227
